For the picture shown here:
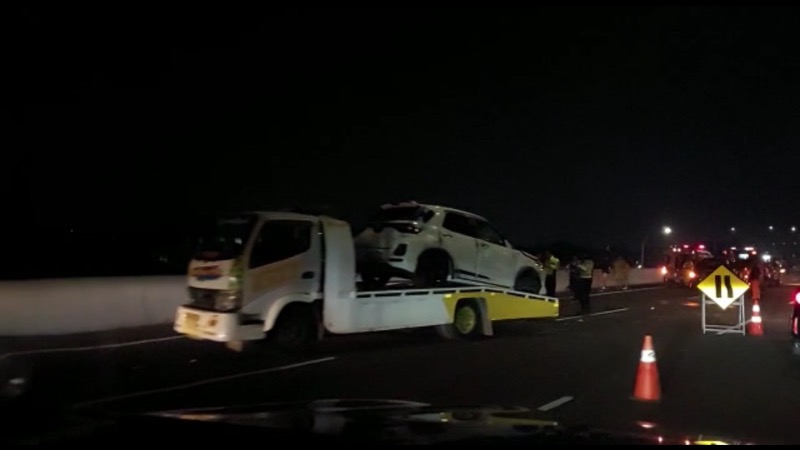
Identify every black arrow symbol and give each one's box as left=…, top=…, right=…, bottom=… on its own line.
left=724, top=275, right=734, bottom=298
left=715, top=274, right=734, bottom=298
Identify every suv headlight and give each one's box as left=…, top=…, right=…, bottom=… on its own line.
left=215, top=290, right=242, bottom=312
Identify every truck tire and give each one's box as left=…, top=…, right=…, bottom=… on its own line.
left=0, top=355, right=30, bottom=403
left=436, top=301, right=482, bottom=340
left=272, top=304, right=319, bottom=352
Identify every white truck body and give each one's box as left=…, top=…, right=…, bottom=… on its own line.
left=174, top=212, right=558, bottom=346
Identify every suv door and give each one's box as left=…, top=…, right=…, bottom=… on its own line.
left=474, top=219, right=517, bottom=287
left=440, top=212, right=480, bottom=282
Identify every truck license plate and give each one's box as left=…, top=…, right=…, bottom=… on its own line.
left=185, top=313, right=200, bottom=332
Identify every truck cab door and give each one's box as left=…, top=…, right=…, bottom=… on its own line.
left=244, top=219, right=321, bottom=311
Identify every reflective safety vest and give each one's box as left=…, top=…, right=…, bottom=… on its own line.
left=578, top=259, right=594, bottom=279
left=544, top=256, right=560, bottom=275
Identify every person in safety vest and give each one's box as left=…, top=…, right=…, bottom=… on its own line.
left=577, top=253, right=595, bottom=316
left=542, top=250, right=560, bottom=297
left=568, top=255, right=581, bottom=299
left=612, top=256, right=631, bottom=290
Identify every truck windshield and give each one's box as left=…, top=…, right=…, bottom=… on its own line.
left=193, top=214, right=258, bottom=261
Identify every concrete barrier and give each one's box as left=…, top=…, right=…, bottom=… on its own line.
left=0, top=268, right=664, bottom=336
left=0, top=276, right=185, bottom=336
left=554, top=268, right=663, bottom=293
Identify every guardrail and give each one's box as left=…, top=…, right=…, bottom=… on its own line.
left=0, top=268, right=664, bottom=336
left=556, top=267, right=664, bottom=292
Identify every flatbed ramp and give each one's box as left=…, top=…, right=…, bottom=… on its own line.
left=347, top=285, right=559, bottom=337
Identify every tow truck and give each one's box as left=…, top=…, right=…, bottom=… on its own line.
left=173, top=212, right=559, bottom=351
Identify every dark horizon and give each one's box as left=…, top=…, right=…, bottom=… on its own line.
left=8, top=5, right=800, bottom=273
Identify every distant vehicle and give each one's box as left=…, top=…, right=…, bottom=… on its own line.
left=353, top=202, right=546, bottom=294
left=764, top=261, right=784, bottom=286
left=662, top=244, right=716, bottom=288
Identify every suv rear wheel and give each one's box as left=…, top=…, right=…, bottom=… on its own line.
left=514, top=271, right=542, bottom=294
left=413, top=253, right=451, bottom=288
left=361, top=271, right=390, bottom=289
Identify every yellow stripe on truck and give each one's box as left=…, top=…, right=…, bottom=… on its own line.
left=442, top=292, right=559, bottom=322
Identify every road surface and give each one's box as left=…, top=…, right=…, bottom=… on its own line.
left=4, top=280, right=800, bottom=444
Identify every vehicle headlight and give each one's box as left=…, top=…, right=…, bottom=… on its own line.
left=214, top=290, right=242, bottom=312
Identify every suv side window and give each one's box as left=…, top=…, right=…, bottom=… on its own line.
left=442, top=212, right=478, bottom=238
left=249, top=220, right=313, bottom=269
left=475, top=220, right=506, bottom=246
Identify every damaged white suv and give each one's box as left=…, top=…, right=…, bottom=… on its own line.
left=354, top=202, right=545, bottom=294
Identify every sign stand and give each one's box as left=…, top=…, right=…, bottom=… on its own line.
left=701, top=292, right=746, bottom=335
left=696, top=264, right=750, bottom=336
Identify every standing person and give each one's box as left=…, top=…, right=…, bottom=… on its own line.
left=568, top=255, right=581, bottom=299
left=750, top=259, right=762, bottom=302
left=613, top=256, right=631, bottom=290
left=577, top=253, right=595, bottom=316
left=598, top=247, right=611, bottom=290
left=542, top=250, right=560, bottom=297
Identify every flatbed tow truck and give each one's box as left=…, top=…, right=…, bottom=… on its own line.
left=173, top=212, right=559, bottom=351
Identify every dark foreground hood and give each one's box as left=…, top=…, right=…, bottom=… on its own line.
left=141, top=398, right=750, bottom=445
left=6, top=398, right=752, bottom=445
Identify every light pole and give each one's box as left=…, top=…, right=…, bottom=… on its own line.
left=641, top=226, right=672, bottom=267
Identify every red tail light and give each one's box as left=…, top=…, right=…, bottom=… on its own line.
left=660, top=266, right=668, bottom=275
left=794, top=292, right=800, bottom=304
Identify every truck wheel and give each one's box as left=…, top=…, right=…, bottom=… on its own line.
left=436, top=301, right=481, bottom=340
left=272, top=305, right=319, bottom=352
left=414, top=253, right=451, bottom=288
left=514, top=271, right=541, bottom=294
left=0, top=356, right=30, bottom=402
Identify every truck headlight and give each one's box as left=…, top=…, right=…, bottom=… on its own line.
left=214, top=290, right=242, bottom=312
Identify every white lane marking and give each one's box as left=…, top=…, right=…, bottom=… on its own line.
left=590, top=286, right=664, bottom=297
left=537, top=396, right=574, bottom=411
left=73, top=356, right=337, bottom=408
left=0, top=335, right=185, bottom=361
left=555, top=308, right=629, bottom=321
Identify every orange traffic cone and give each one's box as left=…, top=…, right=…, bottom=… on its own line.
left=748, top=299, right=763, bottom=336
left=632, top=335, right=661, bottom=402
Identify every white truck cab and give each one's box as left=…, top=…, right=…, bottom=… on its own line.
left=174, top=212, right=559, bottom=351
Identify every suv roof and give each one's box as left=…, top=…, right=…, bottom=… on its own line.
left=381, top=202, right=487, bottom=222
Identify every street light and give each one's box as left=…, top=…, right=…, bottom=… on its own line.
left=792, top=226, right=797, bottom=233
left=641, top=226, right=672, bottom=267
left=731, top=227, right=736, bottom=232
left=769, top=225, right=774, bottom=231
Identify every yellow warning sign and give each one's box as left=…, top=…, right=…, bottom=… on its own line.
left=696, top=265, right=750, bottom=309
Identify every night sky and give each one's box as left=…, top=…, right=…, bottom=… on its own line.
left=9, top=6, right=800, bottom=252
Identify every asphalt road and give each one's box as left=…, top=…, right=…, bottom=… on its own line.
left=4, top=279, right=800, bottom=444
